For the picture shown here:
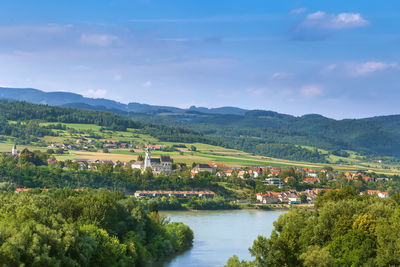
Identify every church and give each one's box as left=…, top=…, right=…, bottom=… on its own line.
left=142, top=148, right=172, bottom=175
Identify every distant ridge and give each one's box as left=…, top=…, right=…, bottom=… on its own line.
left=0, top=87, right=248, bottom=115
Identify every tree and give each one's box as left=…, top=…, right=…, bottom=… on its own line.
left=190, top=145, right=197, bottom=151
left=299, top=246, right=332, bottom=267
left=300, top=194, right=307, bottom=203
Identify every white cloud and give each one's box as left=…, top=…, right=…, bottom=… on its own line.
left=271, top=72, right=291, bottom=80
left=82, top=89, right=107, bottom=98
left=327, top=64, right=337, bottom=71
left=142, top=81, right=152, bottom=87
left=300, top=84, right=323, bottom=97
left=347, top=61, right=398, bottom=76
left=301, top=11, right=369, bottom=29
left=80, top=34, right=118, bottom=47
left=114, top=74, right=122, bottom=81
left=290, top=8, right=307, bottom=14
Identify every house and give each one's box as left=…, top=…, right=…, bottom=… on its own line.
left=194, top=164, right=215, bottom=173
left=47, top=159, right=57, bottom=165
left=103, top=143, right=117, bottom=149
left=263, top=178, right=284, bottom=187
left=306, top=171, right=318, bottom=178
left=238, top=170, right=246, bottom=178
left=304, top=177, right=320, bottom=184
left=362, top=176, right=373, bottom=182
left=365, top=190, right=388, bottom=198
left=376, top=177, right=391, bottom=182
left=249, top=168, right=263, bottom=178
left=256, top=192, right=281, bottom=204
left=120, top=143, right=132, bottom=148
left=269, top=167, right=281, bottom=176
left=226, top=169, right=235, bottom=177
left=131, top=162, right=142, bottom=169
left=287, top=194, right=301, bottom=204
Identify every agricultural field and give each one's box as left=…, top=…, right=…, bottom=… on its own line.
left=1, top=121, right=399, bottom=175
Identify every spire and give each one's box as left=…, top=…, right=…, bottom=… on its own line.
left=12, top=144, right=17, bottom=156
left=144, top=147, right=151, bottom=170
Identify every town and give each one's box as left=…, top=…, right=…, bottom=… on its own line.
left=9, top=144, right=391, bottom=204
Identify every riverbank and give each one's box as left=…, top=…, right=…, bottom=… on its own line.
left=141, top=198, right=314, bottom=214
left=241, top=203, right=314, bottom=210
left=138, top=195, right=314, bottom=211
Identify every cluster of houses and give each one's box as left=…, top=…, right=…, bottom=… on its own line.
left=191, top=164, right=392, bottom=185
left=191, top=163, right=264, bottom=178
left=135, top=144, right=166, bottom=150
left=48, top=140, right=134, bottom=151
left=48, top=141, right=171, bottom=152
left=256, top=188, right=339, bottom=204
left=134, top=190, right=215, bottom=198
left=256, top=188, right=389, bottom=205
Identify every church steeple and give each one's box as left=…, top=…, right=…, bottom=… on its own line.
left=144, top=147, right=151, bottom=170
left=12, top=144, right=17, bottom=156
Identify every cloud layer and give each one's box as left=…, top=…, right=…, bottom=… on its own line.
left=301, top=11, right=370, bottom=29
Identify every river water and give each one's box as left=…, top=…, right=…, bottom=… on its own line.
left=160, top=209, right=285, bottom=267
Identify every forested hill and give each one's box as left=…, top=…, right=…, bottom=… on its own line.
left=128, top=110, right=400, bottom=160
left=0, top=100, right=224, bottom=146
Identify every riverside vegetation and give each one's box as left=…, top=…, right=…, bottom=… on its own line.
left=0, top=189, right=193, bottom=266
left=225, top=186, right=400, bottom=267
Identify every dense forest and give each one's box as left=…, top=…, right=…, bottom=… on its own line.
left=0, top=189, right=193, bottom=266
left=225, top=186, right=400, bottom=267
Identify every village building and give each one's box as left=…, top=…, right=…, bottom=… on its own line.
left=256, top=192, right=281, bottom=204
left=134, top=190, right=215, bottom=198
left=141, top=148, right=172, bottom=174
left=364, top=190, right=389, bottom=198
left=191, top=164, right=215, bottom=176
left=263, top=178, right=284, bottom=187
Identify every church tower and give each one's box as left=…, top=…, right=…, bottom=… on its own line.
left=144, top=147, right=151, bottom=170
left=12, top=144, right=17, bottom=156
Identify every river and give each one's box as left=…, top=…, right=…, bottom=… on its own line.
left=160, top=209, right=285, bottom=267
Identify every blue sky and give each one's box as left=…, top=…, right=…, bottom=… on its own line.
left=0, top=0, right=399, bottom=119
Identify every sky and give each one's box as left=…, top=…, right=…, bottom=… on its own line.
left=0, top=0, right=399, bottom=119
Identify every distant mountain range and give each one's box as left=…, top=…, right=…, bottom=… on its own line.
left=2, top=87, right=400, bottom=160
left=0, top=87, right=247, bottom=115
